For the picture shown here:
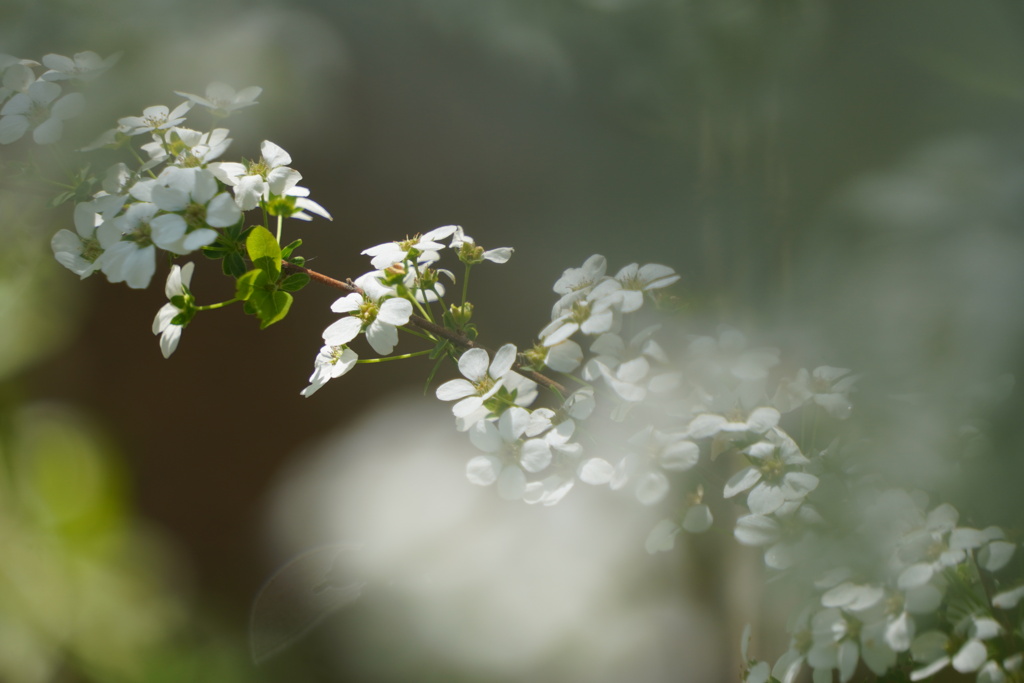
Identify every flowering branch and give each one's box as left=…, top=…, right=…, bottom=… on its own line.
left=282, top=261, right=568, bottom=395
left=11, top=51, right=1024, bottom=683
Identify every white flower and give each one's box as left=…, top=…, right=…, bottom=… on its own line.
left=686, top=406, right=781, bottom=441
left=117, top=101, right=192, bottom=136
left=209, top=140, right=302, bottom=211
left=98, top=201, right=195, bottom=288
left=323, top=272, right=412, bottom=355
left=806, top=607, right=861, bottom=683
left=1, top=59, right=37, bottom=103
left=152, top=262, right=195, bottom=358
left=362, top=225, right=458, bottom=270
left=51, top=195, right=126, bottom=278
left=465, top=407, right=533, bottom=500
left=435, top=344, right=517, bottom=429
left=551, top=253, right=607, bottom=315
left=141, top=127, right=232, bottom=168
left=448, top=225, right=513, bottom=264
left=606, top=427, right=701, bottom=506
left=280, top=185, right=332, bottom=221
left=174, top=82, right=262, bottom=116
left=539, top=295, right=618, bottom=346
left=522, top=473, right=576, bottom=506
left=300, top=344, right=359, bottom=397
left=40, top=51, right=120, bottom=82
left=909, top=631, right=951, bottom=680
left=774, top=366, right=859, bottom=418
left=684, top=329, right=780, bottom=411
left=142, top=167, right=240, bottom=252
left=724, top=428, right=817, bottom=516
left=581, top=262, right=679, bottom=314
left=541, top=339, right=583, bottom=372
left=645, top=518, right=681, bottom=554
left=0, top=79, right=85, bottom=144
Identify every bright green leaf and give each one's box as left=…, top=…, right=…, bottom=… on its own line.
left=235, top=269, right=263, bottom=301
left=251, top=290, right=293, bottom=329
left=246, top=226, right=282, bottom=279
left=280, top=273, right=310, bottom=292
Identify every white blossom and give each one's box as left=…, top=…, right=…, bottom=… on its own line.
left=40, top=51, right=119, bottom=82
left=0, top=78, right=84, bottom=144
left=117, top=101, right=192, bottom=136
left=174, top=82, right=261, bottom=116
left=362, top=225, right=458, bottom=270
left=210, top=139, right=301, bottom=210
left=301, top=345, right=359, bottom=397
left=435, top=344, right=517, bottom=430
left=51, top=195, right=126, bottom=278
left=323, top=272, right=412, bottom=355
left=152, top=262, right=194, bottom=358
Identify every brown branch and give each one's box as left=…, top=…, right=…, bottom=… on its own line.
left=283, top=262, right=567, bottom=395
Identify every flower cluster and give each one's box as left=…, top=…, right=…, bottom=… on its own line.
left=300, top=225, right=511, bottom=397
left=25, top=54, right=1024, bottom=682
left=44, top=76, right=331, bottom=357
left=743, top=489, right=1022, bottom=683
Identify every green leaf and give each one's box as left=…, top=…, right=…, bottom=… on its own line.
left=280, top=273, right=310, bottom=292
left=245, top=225, right=282, bottom=280
left=224, top=251, right=247, bottom=278
left=251, top=290, right=293, bottom=329
left=235, top=269, right=263, bottom=301
left=281, top=238, right=303, bottom=259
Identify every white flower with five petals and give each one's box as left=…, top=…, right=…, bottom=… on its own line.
left=435, top=344, right=517, bottom=430
left=322, top=272, right=412, bottom=355
left=210, top=140, right=302, bottom=210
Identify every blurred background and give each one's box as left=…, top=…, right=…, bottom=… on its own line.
left=4, top=0, right=1024, bottom=681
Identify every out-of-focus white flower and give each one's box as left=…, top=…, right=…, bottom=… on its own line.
left=724, top=428, right=817, bottom=516
left=50, top=195, right=126, bottom=278
left=174, top=82, right=261, bottom=116
left=465, top=407, right=534, bottom=501
left=606, top=427, right=700, bottom=506
left=117, top=101, right=192, bottom=136
left=40, top=51, right=120, bottom=82
left=0, top=79, right=84, bottom=144
left=686, top=406, right=781, bottom=441
left=774, top=366, right=859, bottom=418
left=1, top=57, right=38, bottom=104
left=645, top=518, right=681, bottom=554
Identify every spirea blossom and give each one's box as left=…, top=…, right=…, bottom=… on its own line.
left=435, top=344, right=517, bottom=430
left=174, top=82, right=261, bottom=116
left=322, top=272, right=412, bottom=355
left=152, top=262, right=195, bottom=358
